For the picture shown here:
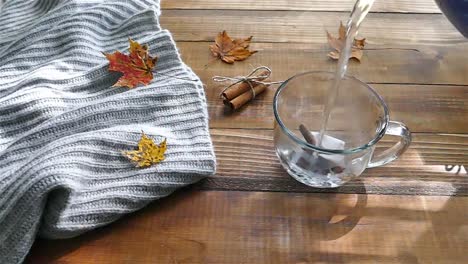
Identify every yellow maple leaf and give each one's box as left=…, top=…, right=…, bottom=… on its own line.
left=123, top=131, right=167, bottom=167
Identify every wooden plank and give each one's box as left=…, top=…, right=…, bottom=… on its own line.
left=162, top=0, right=442, bottom=13
left=177, top=42, right=468, bottom=86
left=195, top=130, right=468, bottom=196
left=202, top=83, right=468, bottom=132
left=172, top=42, right=468, bottom=132
left=160, top=11, right=465, bottom=44
left=27, top=191, right=468, bottom=263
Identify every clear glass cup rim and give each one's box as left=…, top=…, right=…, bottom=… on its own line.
left=273, top=71, right=390, bottom=155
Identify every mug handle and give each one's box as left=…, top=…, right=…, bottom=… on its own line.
left=367, top=121, right=412, bottom=168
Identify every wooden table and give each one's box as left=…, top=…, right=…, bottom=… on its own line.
left=27, top=0, right=468, bottom=263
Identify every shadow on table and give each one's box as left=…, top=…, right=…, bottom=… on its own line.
left=398, top=183, right=467, bottom=263
left=304, top=180, right=368, bottom=241
left=26, top=175, right=467, bottom=263
left=26, top=227, right=111, bottom=264
left=292, top=183, right=466, bottom=263
left=25, top=182, right=369, bottom=263
left=312, top=178, right=467, bottom=264
left=25, top=187, right=201, bottom=264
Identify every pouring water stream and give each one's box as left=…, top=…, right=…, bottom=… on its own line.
left=317, top=0, right=375, bottom=146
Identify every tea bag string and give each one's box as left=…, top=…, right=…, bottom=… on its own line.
left=212, top=66, right=283, bottom=99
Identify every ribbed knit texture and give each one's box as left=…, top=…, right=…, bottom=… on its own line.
left=0, top=0, right=216, bottom=263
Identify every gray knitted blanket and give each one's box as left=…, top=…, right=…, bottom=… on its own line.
left=0, top=0, right=216, bottom=263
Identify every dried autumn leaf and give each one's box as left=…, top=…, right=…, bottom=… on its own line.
left=209, top=30, right=257, bottom=64
left=123, top=131, right=167, bottom=168
left=326, top=22, right=366, bottom=62
left=354, top=38, right=366, bottom=49
left=104, top=39, right=158, bottom=88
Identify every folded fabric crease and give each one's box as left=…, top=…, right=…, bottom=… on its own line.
left=0, top=0, right=216, bottom=263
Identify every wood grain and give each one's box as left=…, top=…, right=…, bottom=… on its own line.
left=162, top=0, right=442, bottom=13
left=161, top=11, right=465, bottom=44
left=172, top=42, right=468, bottom=132
left=23, top=1, right=468, bottom=263
left=195, top=129, right=468, bottom=196
left=27, top=190, right=468, bottom=264
left=203, top=82, right=468, bottom=133
left=177, top=42, right=468, bottom=86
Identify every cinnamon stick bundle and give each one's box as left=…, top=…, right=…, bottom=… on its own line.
left=224, top=83, right=269, bottom=110
left=221, top=70, right=269, bottom=100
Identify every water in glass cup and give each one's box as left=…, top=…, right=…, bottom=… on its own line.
left=273, top=71, right=411, bottom=188
left=274, top=0, right=410, bottom=188
left=276, top=131, right=372, bottom=188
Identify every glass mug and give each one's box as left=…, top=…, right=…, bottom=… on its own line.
left=273, top=71, right=411, bottom=188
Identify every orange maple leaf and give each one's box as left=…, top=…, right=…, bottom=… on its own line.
left=209, top=31, right=257, bottom=64
left=327, top=22, right=366, bottom=62
left=104, top=39, right=158, bottom=88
